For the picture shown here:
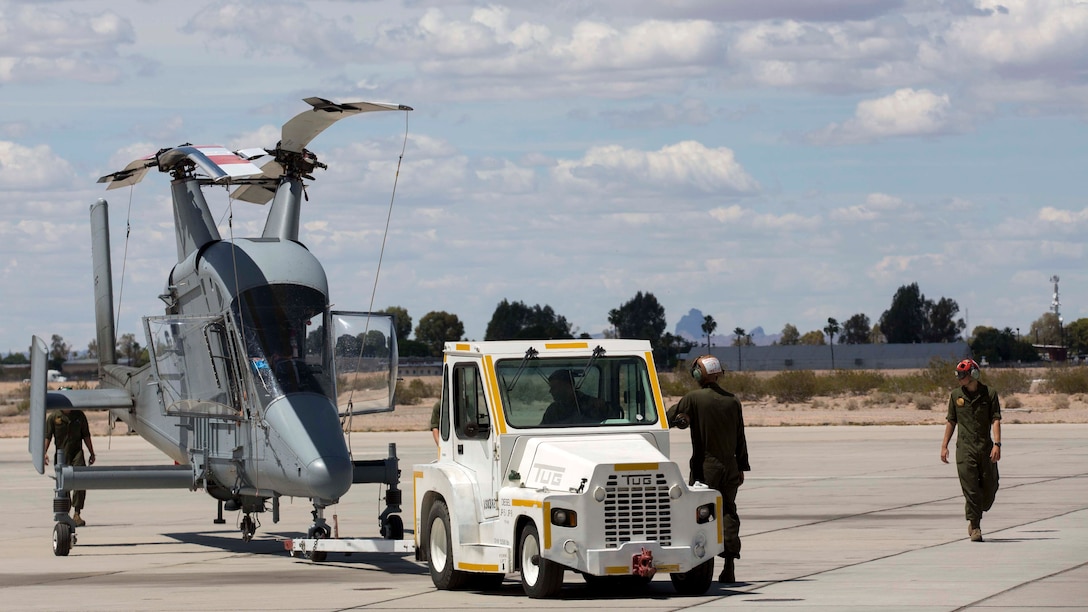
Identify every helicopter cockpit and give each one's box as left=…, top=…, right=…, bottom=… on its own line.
left=233, top=284, right=331, bottom=403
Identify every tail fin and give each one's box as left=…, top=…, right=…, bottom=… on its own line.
left=90, top=199, right=116, bottom=367
left=29, top=336, right=47, bottom=474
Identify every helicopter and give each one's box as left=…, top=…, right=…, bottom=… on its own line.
left=28, top=97, right=413, bottom=556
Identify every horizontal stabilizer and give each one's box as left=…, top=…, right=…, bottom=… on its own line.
left=47, top=388, right=134, bottom=411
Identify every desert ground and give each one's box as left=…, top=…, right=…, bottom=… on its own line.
left=2, top=375, right=1087, bottom=439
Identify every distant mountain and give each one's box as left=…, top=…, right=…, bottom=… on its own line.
left=675, top=308, right=706, bottom=341
left=674, top=310, right=780, bottom=347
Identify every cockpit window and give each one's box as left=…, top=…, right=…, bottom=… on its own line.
left=232, top=284, right=332, bottom=401
left=495, top=356, right=659, bottom=428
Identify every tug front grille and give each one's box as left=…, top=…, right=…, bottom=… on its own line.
left=602, top=472, right=673, bottom=548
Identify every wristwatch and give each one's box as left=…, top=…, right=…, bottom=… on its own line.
left=994, top=442, right=1002, bottom=447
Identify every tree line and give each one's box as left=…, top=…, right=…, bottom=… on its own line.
left=10, top=282, right=1086, bottom=370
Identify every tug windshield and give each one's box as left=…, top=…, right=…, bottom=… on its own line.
left=232, top=284, right=332, bottom=402
left=495, top=356, right=660, bottom=429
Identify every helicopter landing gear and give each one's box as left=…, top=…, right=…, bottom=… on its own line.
left=381, top=514, right=404, bottom=540
left=53, top=522, right=74, bottom=556
left=306, top=504, right=332, bottom=562
left=240, top=513, right=258, bottom=542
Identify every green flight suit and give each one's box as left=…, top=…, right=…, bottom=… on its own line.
left=667, top=383, right=750, bottom=559
left=45, top=409, right=90, bottom=511
left=946, top=384, right=1001, bottom=523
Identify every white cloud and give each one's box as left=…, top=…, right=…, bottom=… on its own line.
left=807, top=88, right=956, bottom=145
left=830, top=192, right=904, bottom=221
left=182, top=1, right=362, bottom=62
left=553, top=140, right=759, bottom=197
left=0, top=4, right=135, bottom=84
left=708, top=204, right=819, bottom=231
left=1038, top=206, right=1088, bottom=226
left=932, top=0, right=1088, bottom=73
left=0, top=141, right=74, bottom=189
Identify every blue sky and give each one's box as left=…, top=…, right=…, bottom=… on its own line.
left=2, top=0, right=1087, bottom=354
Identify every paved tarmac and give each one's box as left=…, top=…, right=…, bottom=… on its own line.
left=1, top=424, right=1085, bottom=611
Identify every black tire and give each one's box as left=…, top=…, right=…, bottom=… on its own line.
left=381, top=514, right=404, bottom=540
left=670, top=559, right=714, bottom=595
left=240, top=515, right=255, bottom=542
left=53, top=523, right=72, bottom=557
left=470, top=572, right=506, bottom=591
left=307, top=523, right=330, bottom=562
left=519, top=523, right=563, bottom=598
left=427, top=500, right=469, bottom=590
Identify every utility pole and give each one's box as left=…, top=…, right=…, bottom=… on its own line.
left=1051, top=275, right=1063, bottom=357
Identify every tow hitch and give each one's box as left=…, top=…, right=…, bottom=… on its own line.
left=632, top=547, right=656, bottom=579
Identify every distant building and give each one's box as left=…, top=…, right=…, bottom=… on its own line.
left=398, top=359, right=442, bottom=377
left=682, top=342, right=972, bottom=372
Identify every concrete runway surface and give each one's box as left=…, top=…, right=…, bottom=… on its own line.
left=2, top=424, right=1085, bottom=611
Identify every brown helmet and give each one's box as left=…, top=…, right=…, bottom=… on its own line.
left=690, top=355, right=723, bottom=383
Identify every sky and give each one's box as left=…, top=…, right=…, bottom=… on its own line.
left=2, top=0, right=1087, bottom=355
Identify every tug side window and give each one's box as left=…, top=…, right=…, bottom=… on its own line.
left=453, top=364, right=490, bottom=438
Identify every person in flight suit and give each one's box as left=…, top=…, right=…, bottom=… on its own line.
left=941, top=358, right=1001, bottom=542
left=667, top=355, right=750, bottom=584
left=44, top=407, right=96, bottom=527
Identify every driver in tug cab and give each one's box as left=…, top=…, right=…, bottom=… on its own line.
left=540, top=369, right=616, bottom=425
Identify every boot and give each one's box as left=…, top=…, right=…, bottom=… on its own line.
left=969, top=519, right=982, bottom=542
left=73, top=511, right=86, bottom=527
left=718, top=557, right=735, bottom=584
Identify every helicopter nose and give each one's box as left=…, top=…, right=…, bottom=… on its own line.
left=261, top=393, right=353, bottom=500
left=305, top=455, right=353, bottom=500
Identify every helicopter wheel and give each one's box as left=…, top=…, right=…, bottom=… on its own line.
left=381, top=515, right=404, bottom=540
left=240, top=514, right=256, bottom=542
left=307, top=524, right=331, bottom=562
left=53, top=523, right=72, bottom=557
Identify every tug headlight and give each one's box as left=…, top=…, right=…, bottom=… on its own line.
left=695, top=503, right=716, bottom=524
left=551, top=507, right=578, bottom=527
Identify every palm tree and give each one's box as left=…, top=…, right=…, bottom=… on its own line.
left=823, top=317, right=841, bottom=370
left=733, top=327, right=746, bottom=371
left=701, top=315, right=718, bottom=348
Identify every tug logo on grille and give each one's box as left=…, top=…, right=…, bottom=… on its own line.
left=623, top=473, right=653, bottom=486
left=532, top=463, right=565, bottom=486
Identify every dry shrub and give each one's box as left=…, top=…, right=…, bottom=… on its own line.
left=810, top=398, right=827, bottom=410
left=1052, top=394, right=1070, bottom=410
left=720, top=371, right=763, bottom=401
left=1045, top=367, right=1088, bottom=394
left=1004, top=395, right=1023, bottom=410
left=396, top=378, right=437, bottom=405
left=822, top=370, right=887, bottom=395
left=913, top=395, right=934, bottom=411
left=845, top=399, right=859, bottom=411
left=865, top=392, right=897, bottom=406
left=765, top=370, right=818, bottom=403
left=983, top=369, right=1033, bottom=394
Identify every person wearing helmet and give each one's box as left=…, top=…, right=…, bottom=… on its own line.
left=540, top=369, right=616, bottom=425
left=666, top=355, right=750, bottom=584
left=940, top=358, right=1001, bottom=542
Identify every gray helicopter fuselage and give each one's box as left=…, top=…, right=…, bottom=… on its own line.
left=108, top=234, right=352, bottom=503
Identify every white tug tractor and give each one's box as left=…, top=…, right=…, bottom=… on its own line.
left=413, top=339, right=723, bottom=598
